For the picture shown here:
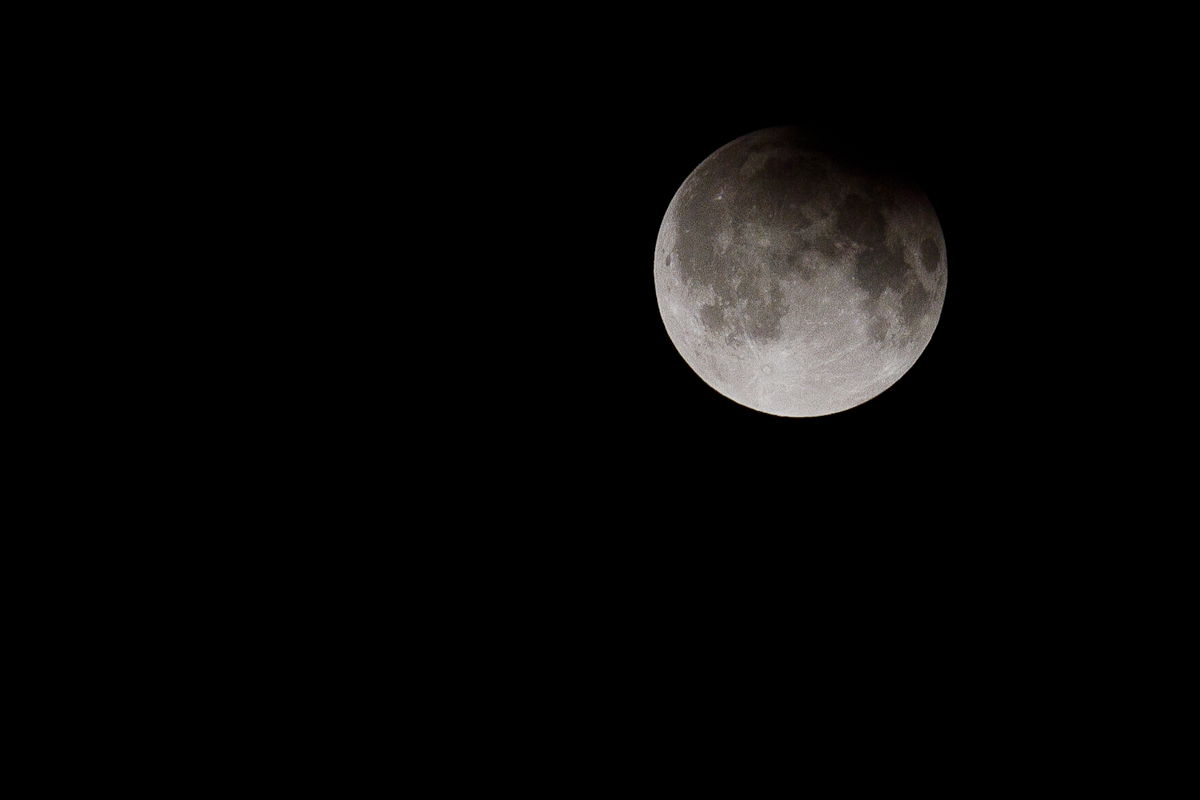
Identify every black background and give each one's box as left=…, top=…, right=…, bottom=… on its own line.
left=470, top=58, right=1114, bottom=523
left=54, top=11, right=1187, bottom=741
left=384, top=27, right=1189, bottom=683
left=21, top=8, right=1190, bottom=754
left=403, top=18, right=1186, bottom=566
left=199, top=11, right=1192, bottom=750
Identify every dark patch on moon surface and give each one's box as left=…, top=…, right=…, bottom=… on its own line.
left=920, top=237, right=941, bottom=272
left=854, top=245, right=910, bottom=300
left=784, top=252, right=815, bottom=280
left=748, top=157, right=829, bottom=209
left=699, top=302, right=725, bottom=332
left=900, top=281, right=932, bottom=327
left=836, top=193, right=887, bottom=250
left=654, top=126, right=947, bottom=417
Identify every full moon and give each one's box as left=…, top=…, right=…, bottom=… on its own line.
left=654, top=126, right=947, bottom=417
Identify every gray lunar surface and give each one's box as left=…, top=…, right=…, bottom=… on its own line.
left=654, top=126, right=947, bottom=416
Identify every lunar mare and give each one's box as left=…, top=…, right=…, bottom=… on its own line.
left=654, top=126, right=947, bottom=417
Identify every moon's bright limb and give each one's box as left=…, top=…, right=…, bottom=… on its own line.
left=654, top=126, right=947, bottom=417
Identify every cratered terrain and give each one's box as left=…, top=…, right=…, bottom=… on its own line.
left=654, top=126, right=947, bottom=417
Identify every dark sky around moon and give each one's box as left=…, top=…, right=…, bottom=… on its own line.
left=410, top=30, right=1179, bottom=542
left=301, top=18, right=1193, bottom=631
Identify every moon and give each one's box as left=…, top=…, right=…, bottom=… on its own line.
left=654, top=126, right=947, bottom=417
